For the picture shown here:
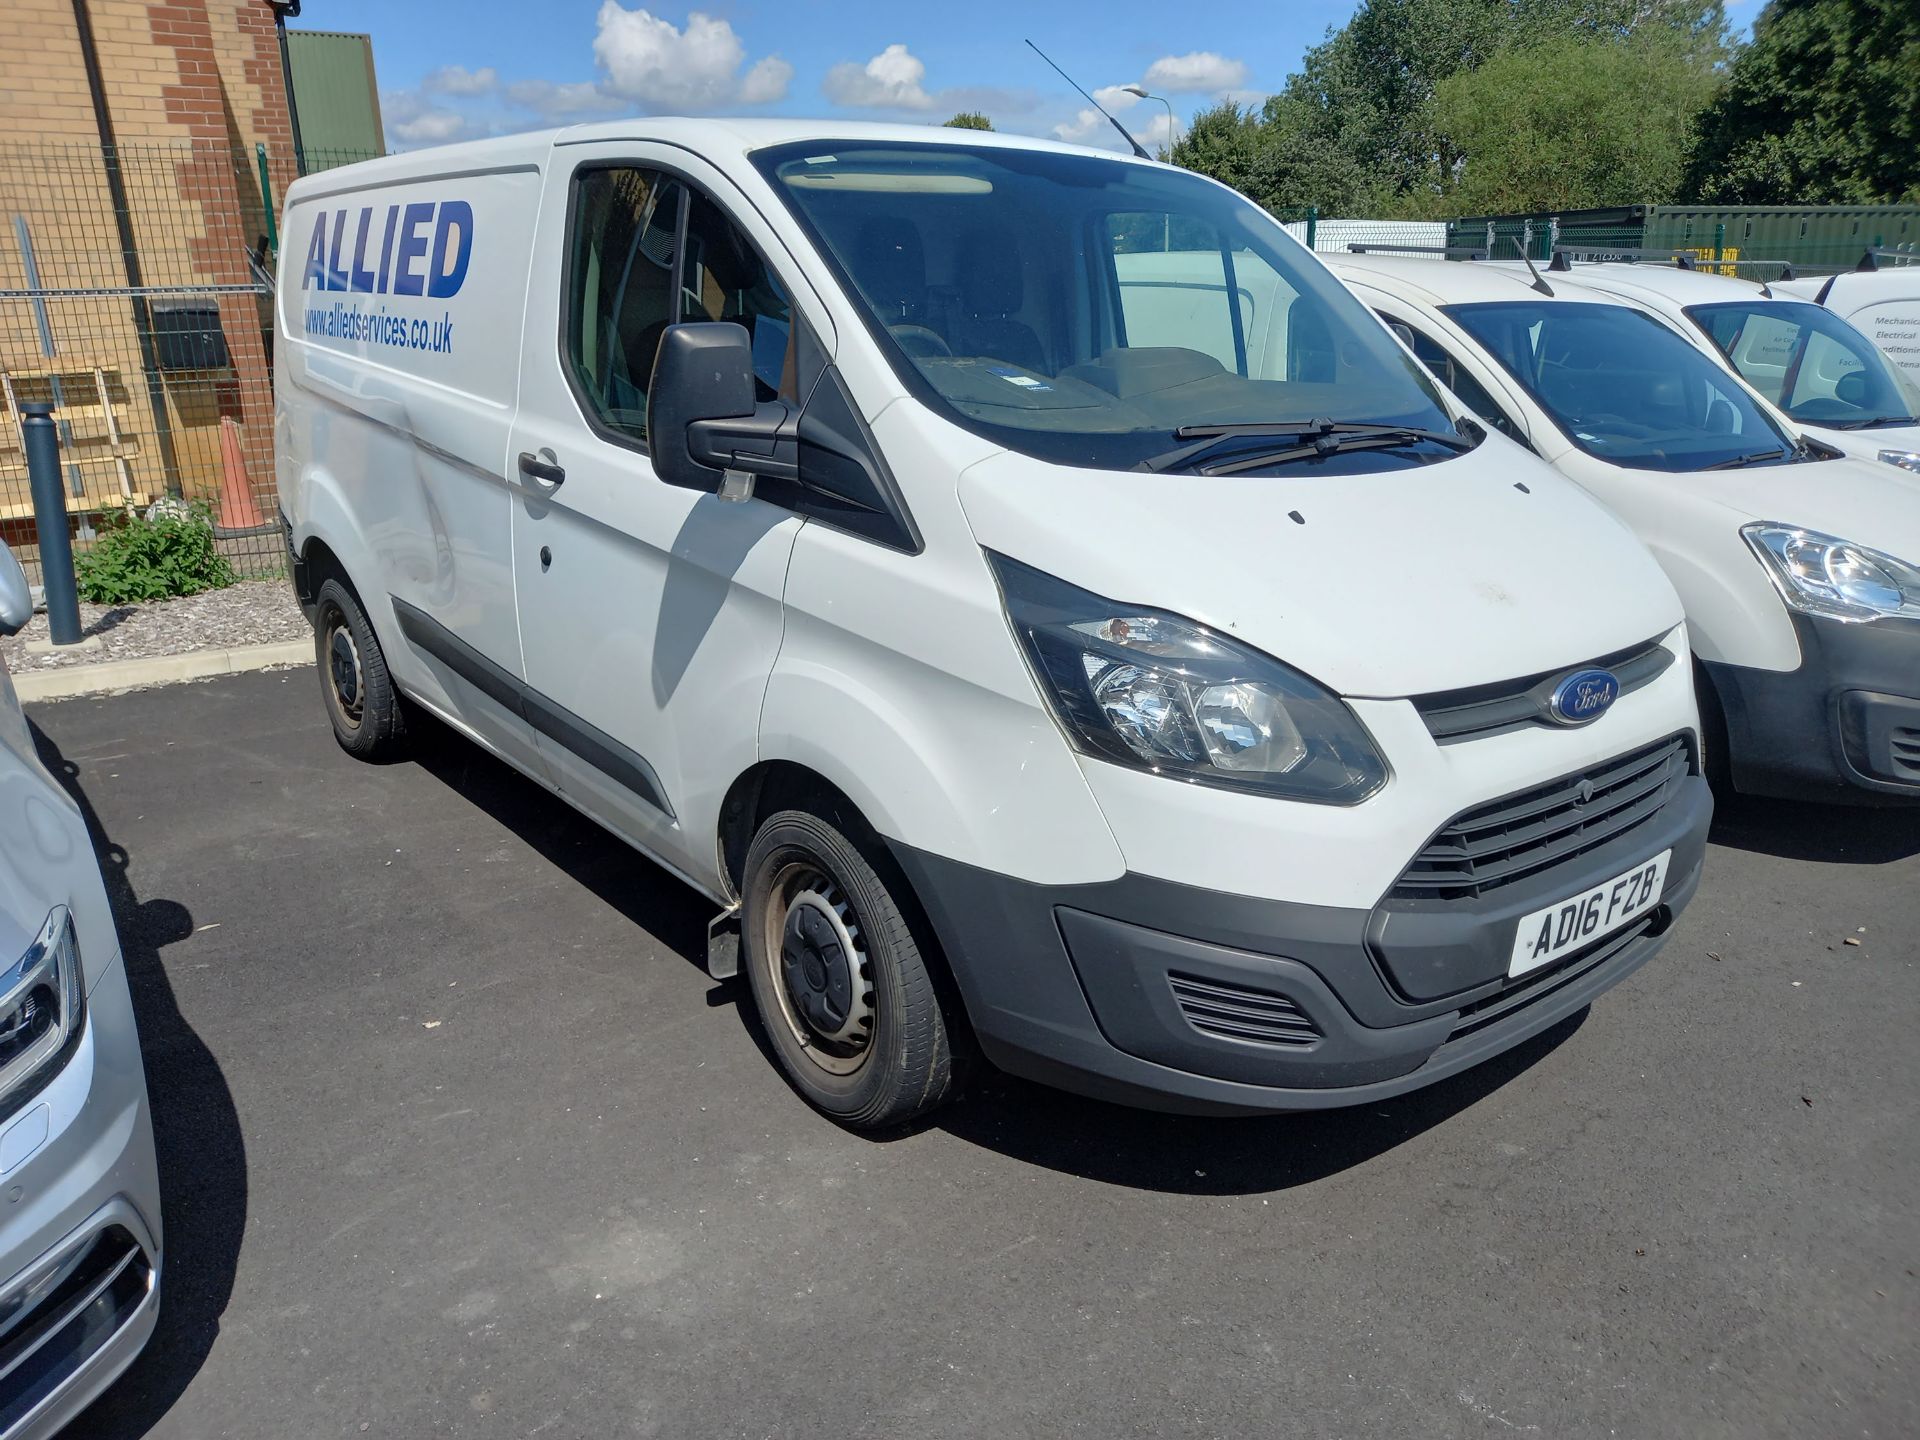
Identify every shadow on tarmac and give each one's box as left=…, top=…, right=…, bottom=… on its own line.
left=31, top=722, right=248, bottom=1439
left=1708, top=791, right=1920, bottom=865
left=396, top=704, right=1598, bottom=1194
left=930, top=1009, right=1585, bottom=1194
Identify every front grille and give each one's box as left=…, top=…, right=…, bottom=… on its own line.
left=1393, top=735, right=1692, bottom=902
left=0, top=1225, right=151, bottom=1432
left=1168, top=973, right=1320, bottom=1048
left=1892, top=727, right=1920, bottom=780
left=1412, top=636, right=1674, bottom=741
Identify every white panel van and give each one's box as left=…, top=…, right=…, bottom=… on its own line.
left=1329, top=252, right=1920, bottom=805
left=1535, top=261, right=1920, bottom=473
left=1775, top=266, right=1920, bottom=391
left=275, top=122, right=1710, bottom=1129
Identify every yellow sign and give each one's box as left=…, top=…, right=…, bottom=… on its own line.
left=1679, top=245, right=1741, bottom=277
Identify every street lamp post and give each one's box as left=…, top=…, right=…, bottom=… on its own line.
left=1121, top=86, right=1177, bottom=249
left=1121, top=85, right=1177, bottom=160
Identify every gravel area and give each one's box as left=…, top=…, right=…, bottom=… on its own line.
left=0, top=579, right=308, bottom=672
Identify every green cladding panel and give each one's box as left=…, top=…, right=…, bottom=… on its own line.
left=286, top=30, right=385, bottom=162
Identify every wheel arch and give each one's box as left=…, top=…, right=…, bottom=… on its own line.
left=718, top=756, right=982, bottom=1080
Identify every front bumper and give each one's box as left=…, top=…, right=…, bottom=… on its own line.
left=1706, top=612, right=1920, bottom=801
left=0, top=953, right=160, bottom=1439
left=891, top=774, right=1713, bottom=1115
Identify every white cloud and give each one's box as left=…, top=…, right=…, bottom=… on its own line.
left=592, top=3, right=791, bottom=110
left=422, top=64, right=498, bottom=97
left=1050, top=55, right=1251, bottom=151
left=822, top=43, right=934, bottom=110
left=1053, top=86, right=1140, bottom=144
left=390, top=108, right=482, bottom=146
left=739, top=55, right=794, bottom=105
left=505, top=78, right=625, bottom=119
left=1141, top=51, right=1249, bottom=95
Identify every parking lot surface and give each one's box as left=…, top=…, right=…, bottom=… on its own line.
left=31, top=669, right=1918, bottom=1439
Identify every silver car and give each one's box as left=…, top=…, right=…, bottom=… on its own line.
left=0, top=544, right=161, bottom=1436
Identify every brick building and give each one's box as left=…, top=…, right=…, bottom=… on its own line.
left=0, top=0, right=304, bottom=547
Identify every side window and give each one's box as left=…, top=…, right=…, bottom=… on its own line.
left=1388, top=313, right=1523, bottom=441
left=682, top=190, right=800, bottom=403
left=564, top=167, right=685, bottom=444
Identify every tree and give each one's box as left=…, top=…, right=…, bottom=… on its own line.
left=1431, top=31, right=1723, bottom=213
left=1170, top=0, right=1730, bottom=214
left=944, top=111, right=993, bottom=131
left=1685, top=0, right=1920, bottom=203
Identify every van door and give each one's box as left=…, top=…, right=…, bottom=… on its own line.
left=505, top=145, right=824, bottom=892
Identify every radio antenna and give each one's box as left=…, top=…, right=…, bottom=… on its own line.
left=1025, top=40, right=1151, bottom=160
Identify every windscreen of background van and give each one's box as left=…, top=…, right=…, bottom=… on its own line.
left=1446, top=301, right=1800, bottom=472
left=1685, top=300, right=1920, bottom=430
left=753, top=141, right=1456, bottom=472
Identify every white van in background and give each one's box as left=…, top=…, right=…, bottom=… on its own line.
left=1539, top=261, right=1920, bottom=473
left=1330, top=252, right=1920, bottom=804
left=1775, top=264, right=1920, bottom=390
left=275, top=121, right=1710, bottom=1130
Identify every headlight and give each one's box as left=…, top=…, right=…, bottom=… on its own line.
left=1742, top=523, right=1920, bottom=623
left=0, top=908, right=86, bottom=1119
left=989, top=553, right=1389, bottom=803
left=1879, top=449, right=1920, bottom=475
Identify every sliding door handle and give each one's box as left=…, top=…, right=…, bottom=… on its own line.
left=518, top=451, right=566, bottom=486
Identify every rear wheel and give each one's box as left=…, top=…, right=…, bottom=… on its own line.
left=741, top=806, right=959, bottom=1130
left=314, top=578, right=407, bottom=761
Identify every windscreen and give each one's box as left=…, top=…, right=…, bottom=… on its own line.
left=1446, top=301, right=1797, bottom=471
left=1686, top=300, right=1920, bottom=429
left=752, top=141, right=1455, bottom=472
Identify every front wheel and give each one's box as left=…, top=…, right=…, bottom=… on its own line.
left=741, top=807, right=960, bottom=1130
left=313, top=578, right=408, bottom=761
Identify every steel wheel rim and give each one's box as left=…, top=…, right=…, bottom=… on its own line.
left=760, top=858, right=875, bottom=1077
left=324, top=612, right=364, bottom=730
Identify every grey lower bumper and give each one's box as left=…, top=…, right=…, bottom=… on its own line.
left=1706, top=611, right=1920, bottom=801
left=890, top=775, right=1712, bottom=1115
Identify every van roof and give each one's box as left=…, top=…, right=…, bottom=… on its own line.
left=1527, top=261, right=1774, bottom=308
left=285, top=118, right=1153, bottom=199
left=1322, top=252, right=1618, bottom=308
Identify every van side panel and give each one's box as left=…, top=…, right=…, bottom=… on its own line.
left=276, top=160, right=545, bottom=753
left=763, top=403, right=1125, bottom=887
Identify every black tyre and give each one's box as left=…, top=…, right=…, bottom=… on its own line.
left=741, top=806, right=960, bottom=1130
left=313, top=578, right=408, bottom=761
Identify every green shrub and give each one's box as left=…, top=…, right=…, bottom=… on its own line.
left=75, top=502, right=238, bottom=604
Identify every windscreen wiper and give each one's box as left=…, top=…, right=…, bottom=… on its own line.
left=1138, top=418, right=1476, bottom=475
left=1830, top=414, right=1920, bottom=430
left=1703, top=447, right=1791, bottom=470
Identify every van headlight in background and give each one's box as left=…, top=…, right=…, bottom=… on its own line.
left=1879, top=450, right=1920, bottom=475
left=1742, top=523, right=1920, bottom=624
left=990, top=553, right=1389, bottom=804
left=0, top=908, right=86, bottom=1120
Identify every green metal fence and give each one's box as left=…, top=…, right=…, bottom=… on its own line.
left=1447, top=205, right=1920, bottom=278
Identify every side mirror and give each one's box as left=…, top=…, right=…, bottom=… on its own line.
left=0, top=543, right=31, bottom=638
left=1388, top=321, right=1416, bottom=351
left=646, top=322, right=796, bottom=500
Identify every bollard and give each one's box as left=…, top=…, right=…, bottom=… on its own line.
left=21, top=402, right=81, bottom=646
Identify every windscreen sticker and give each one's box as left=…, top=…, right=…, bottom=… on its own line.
left=990, top=366, right=1053, bottom=392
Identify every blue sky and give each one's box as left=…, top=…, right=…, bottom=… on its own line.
left=309, top=1, right=1769, bottom=152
